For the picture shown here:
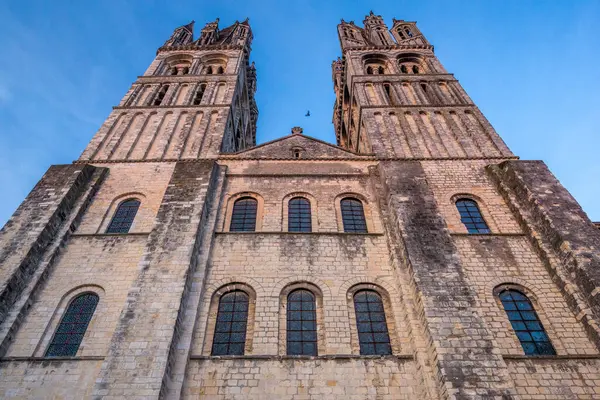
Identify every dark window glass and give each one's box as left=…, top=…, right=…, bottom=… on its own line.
left=106, top=199, right=140, bottom=234
left=287, top=290, right=317, bottom=356
left=499, top=289, right=555, bottom=356
left=341, top=198, right=367, bottom=233
left=288, top=197, right=312, bottom=232
left=366, top=66, right=373, bottom=75
left=46, top=293, right=99, bottom=357
left=230, top=197, right=257, bottom=232
left=400, top=64, right=408, bottom=73
left=412, top=65, right=420, bottom=74
left=354, top=290, right=391, bottom=355
left=211, top=291, right=249, bottom=356
left=456, top=199, right=490, bottom=234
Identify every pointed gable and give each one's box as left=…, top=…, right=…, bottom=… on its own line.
left=226, top=132, right=369, bottom=160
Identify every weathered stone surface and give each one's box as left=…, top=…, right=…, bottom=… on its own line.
left=1, top=14, right=599, bottom=400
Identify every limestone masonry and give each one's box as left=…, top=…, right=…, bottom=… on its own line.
left=0, top=12, right=599, bottom=400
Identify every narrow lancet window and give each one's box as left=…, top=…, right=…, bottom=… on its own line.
left=456, top=199, right=490, bottom=234
left=192, top=84, right=206, bottom=105
left=286, top=289, right=317, bottom=356
left=106, top=199, right=140, bottom=234
left=499, top=289, right=556, bottom=356
left=354, top=290, right=391, bottom=355
left=341, top=198, right=367, bottom=233
left=153, top=85, right=169, bottom=106
left=230, top=197, right=258, bottom=232
left=46, top=293, right=99, bottom=357
left=212, top=290, right=249, bottom=356
left=288, top=197, right=312, bottom=232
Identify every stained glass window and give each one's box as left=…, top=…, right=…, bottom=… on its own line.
left=287, top=290, right=317, bottom=356
left=288, top=197, right=312, bottom=232
left=456, top=199, right=490, bottom=234
left=341, top=198, right=367, bottom=233
left=46, top=293, right=99, bottom=357
left=212, top=291, right=249, bottom=356
left=230, top=197, right=257, bottom=232
left=354, top=290, right=391, bottom=355
left=106, top=199, right=140, bottom=234
left=499, top=289, right=555, bottom=356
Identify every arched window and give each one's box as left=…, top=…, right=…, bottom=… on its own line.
left=400, top=64, right=408, bottom=73
left=230, top=197, right=258, bottom=232
left=217, top=66, right=224, bottom=74
left=383, top=83, right=395, bottom=106
left=288, top=197, right=311, bottom=232
left=182, top=66, right=189, bottom=75
left=340, top=198, right=367, bottom=233
left=378, top=66, right=385, bottom=74
left=211, top=290, right=249, bottom=356
left=455, top=199, right=490, bottom=234
left=404, top=28, right=413, bottom=38
left=287, top=289, right=317, bottom=356
left=192, top=84, right=206, bottom=105
left=412, top=65, right=420, bottom=74
left=397, top=28, right=405, bottom=40
left=106, top=199, right=140, bottom=234
left=169, top=67, right=178, bottom=75
left=366, top=66, right=373, bottom=75
left=354, top=290, right=391, bottom=355
left=152, top=85, right=169, bottom=106
left=46, top=293, right=99, bottom=357
left=499, top=289, right=555, bottom=356
left=206, top=66, right=213, bottom=75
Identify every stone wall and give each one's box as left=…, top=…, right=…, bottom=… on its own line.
left=0, top=358, right=102, bottom=399
left=183, top=357, right=417, bottom=399
left=505, top=357, right=600, bottom=399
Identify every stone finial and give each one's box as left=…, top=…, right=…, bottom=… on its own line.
left=291, top=126, right=303, bottom=135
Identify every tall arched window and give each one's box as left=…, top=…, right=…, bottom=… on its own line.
left=192, top=84, right=206, bottom=105
left=288, top=197, right=311, bottom=232
left=287, top=289, right=317, bottom=356
left=217, top=66, right=225, bottom=74
left=230, top=197, right=258, bottom=232
left=206, top=66, right=213, bottom=75
left=106, top=199, right=140, bottom=234
left=366, top=66, right=373, bottom=75
left=46, top=293, right=99, bottom=357
left=400, top=64, right=408, bottom=73
left=152, top=85, right=169, bottom=106
left=340, top=198, right=367, bottom=233
left=412, top=65, right=420, bottom=74
left=212, top=290, right=249, bottom=356
left=499, top=289, right=555, bottom=356
left=354, top=290, right=391, bottom=355
left=455, top=199, right=490, bottom=234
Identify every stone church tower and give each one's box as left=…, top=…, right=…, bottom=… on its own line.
left=0, top=13, right=599, bottom=399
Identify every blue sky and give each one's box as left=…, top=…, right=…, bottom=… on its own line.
left=0, top=0, right=599, bottom=226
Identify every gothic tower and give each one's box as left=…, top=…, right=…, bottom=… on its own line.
left=1, top=13, right=600, bottom=400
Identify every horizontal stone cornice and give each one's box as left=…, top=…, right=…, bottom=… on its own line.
left=157, top=43, right=245, bottom=55
left=215, top=231, right=385, bottom=236
left=73, top=156, right=518, bottom=164
left=343, top=44, right=434, bottom=52
left=189, top=354, right=413, bottom=361
left=134, top=74, right=239, bottom=84
left=112, top=104, right=230, bottom=111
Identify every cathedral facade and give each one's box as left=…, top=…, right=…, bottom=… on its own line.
left=0, top=13, right=600, bottom=399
